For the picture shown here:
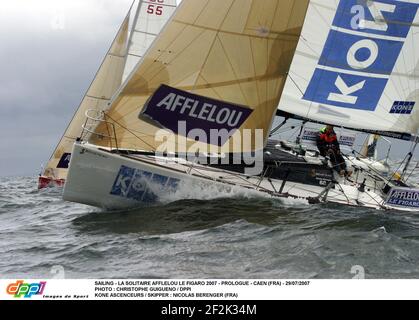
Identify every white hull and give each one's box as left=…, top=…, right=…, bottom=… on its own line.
left=63, top=143, right=407, bottom=211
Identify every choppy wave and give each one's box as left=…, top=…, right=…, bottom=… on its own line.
left=0, top=170, right=419, bottom=279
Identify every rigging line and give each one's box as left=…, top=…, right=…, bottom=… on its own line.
left=412, top=18, right=418, bottom=105
left=343, top=154, right=387, bottom=183
left=218, top=36, right=252, bottom=108
left=202, top=168, right=274, bottom=194
left=194, top=74, right=223, bottom=101
left=270, top=127, right=301, bottom=137
left=85, top=95, right=111, bottom=101
left=362, top=190, right=386, bottom=208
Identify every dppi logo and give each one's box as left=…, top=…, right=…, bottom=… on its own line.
left=303, top=0, right=418, bottom=111
left=6, top=280, right=46, bottom=298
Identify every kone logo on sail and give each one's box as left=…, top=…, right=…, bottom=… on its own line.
left=304, top=0, right=419, bottom=111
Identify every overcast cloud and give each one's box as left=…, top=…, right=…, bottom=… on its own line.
left=0, top=0, right=417, bottom=178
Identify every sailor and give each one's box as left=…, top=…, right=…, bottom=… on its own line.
left=316, top=125, right=349, bottom=177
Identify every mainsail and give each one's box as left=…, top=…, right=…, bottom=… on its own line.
left=277, top=0, right=419, bottom=140
left=123, top=0, right=178, bottom=82
left=42, top=11, right=131, bottom=181
left=90, top=0, right=310, bottom=153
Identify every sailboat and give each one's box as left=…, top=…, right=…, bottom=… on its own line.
left=62, top=0, right=419, bottom=212
left=38, top=0, right=177, bottom=189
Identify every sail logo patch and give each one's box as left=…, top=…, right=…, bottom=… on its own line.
left=390, top=101, right=415, bottom=115
left=111, top=165, right=179, bottom=203
left=303, top=0, right=418, bottom=111
left=386, top=188, right=419, bottom=208
left=140, top=85, right=253, bottom=146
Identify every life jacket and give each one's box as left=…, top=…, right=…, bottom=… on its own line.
left=319, top=128, right=337, bottom=144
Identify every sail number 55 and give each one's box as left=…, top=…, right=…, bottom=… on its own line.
left=147, top=0, right=165, bottom=16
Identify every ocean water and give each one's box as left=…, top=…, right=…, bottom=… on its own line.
left=1, top=173, right=419, bottom=280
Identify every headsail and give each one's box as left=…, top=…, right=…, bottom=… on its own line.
left=277, top=0, right=419, bottom=140
left=122, top=0, right=178, bottom=82
left=42, top=11, right=131, bottom=181
left=90, top=0, right=310, bottom=154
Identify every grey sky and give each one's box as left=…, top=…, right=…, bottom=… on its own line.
left=0, top=0, right=417, bottom=178
left=0, top=0, right=132, bottom=177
